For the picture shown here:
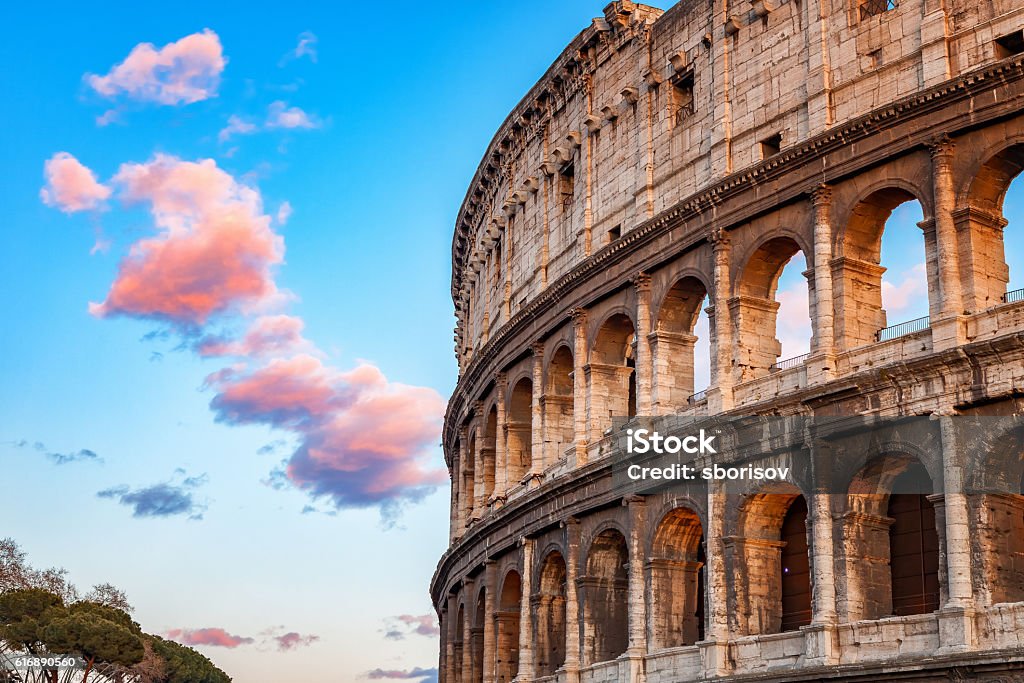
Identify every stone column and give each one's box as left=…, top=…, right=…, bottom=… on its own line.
left=934, top=410, right=977, bottom=652
left=484, top=561, right=498, bottom=683
left=708, top=229, right=734, bottom=412
left=805, top=438, right=840, bottom=666
left=570, top=308, right=590, bottom=465
left=458, top=427, right=470, bottom=533
left=633, top=273, right=653, bottom=416
left=625, top=495, right=648, bottom=655
left=446, top=594, right=458, bottom=683
left=517, top=538, right=535, bottom=681
left=808, top=185, right=836, bottom=382
left=473, top=401, right=486, bottom=520
left=700, top=477, right=731, bottom=675
left=463, top=578, right=476, bottom=683
left=529, top=343, right=545, bottom=482
left=561, top=518, right=582, bottom=683
left=928, top=135, right=966, bottom=349
left=450, top=454, right=460, bottom=543
left=494, top=373, right=508, bottom=503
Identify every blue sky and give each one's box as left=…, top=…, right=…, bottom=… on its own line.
left=2, top=2, right=1023, bottom=682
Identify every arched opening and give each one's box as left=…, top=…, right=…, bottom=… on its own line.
left=837, top=188, right=932, bottom=348
left=841, top=455, right=938, bottom=620
left=471, top=589, right=485, bottom=683
left=496, top=571, right=521, bottom=683
left=975, top=429, right=1024, bottom=605
left=736, top=487, right=810, bottom=635
left=590, top=313, right=637, bottom=439
left=535, top=551, right=567, bottom=676
left=650, top=507, right=705, bottom=649
left=582, top=529, right=629, bottom=664
left=735, top=237, right=811, bottom=380
left=507, top=378, right=533, bottom=485
left=963, top=144, right=1024, bottom=310
left=888, top=463, right=940, bottom=616
left=483, top=406, right=497, bottom=501
left=544, top=346, right=575, bottom=464
left=654, top=277, right=710, bottom=409
left=464, top=430, right=477, bottom=523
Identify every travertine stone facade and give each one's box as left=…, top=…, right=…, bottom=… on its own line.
left=434, top=0, right=1024, bottom=680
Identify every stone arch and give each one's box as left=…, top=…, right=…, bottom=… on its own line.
left=649, top=506, right=705, bottom=649
left=733, top=235, right=811, bottom=380
left=496, top=570, right=521, bottom=683
left=652, top=276, right=710, bottom=410
left=589, top=313, right=637, bottom=439
left=507, top=377, right=533, bottom=485
left=734, top=483, right=810, bottom=635
left=833, top=185, right=934, bottom=347
left=839, top=453, right=940, bottom=621
left=959, top=141, right=1024, bottom=310
left=582, top=528, right=629, bottom=664
left=544, top=344, right=575, bottom=464
left=534, top=550, right=567, bottom=676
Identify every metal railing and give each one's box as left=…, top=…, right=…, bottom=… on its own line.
left=875, top=316, right=930, bottom=342
left=1003, top=287, right=1024, bottom=304
left=770, top=352, right=809, bottom=373
left=687, top=389, right=708, bottom=405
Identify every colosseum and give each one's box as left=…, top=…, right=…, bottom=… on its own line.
left=430, top=0, right=1024, bottom=681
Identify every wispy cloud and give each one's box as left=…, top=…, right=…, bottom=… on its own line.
left=97, top=471, right=208, bottom=519
left=40, top=152, right=110, bottom=213
left=86, top=29, right=225, bottom=106
left=881, top=262, right=929, bottom=318
left=366, top=668, right=438, bottom=682
left=383, top=614, right=440, bottom=640
left=218, top=102, right=321, bottom=143
left=273, top=631, right=319, bottom=651
left=280, top=31, right=318, bottom=66
left=9, top=440, right=102, bottom=465
left=166, top=627, right=254, bottom=648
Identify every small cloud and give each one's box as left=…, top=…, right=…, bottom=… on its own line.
left=881, top=262, right=929, bottom=317
left=97, top=470, right=207, bottom=519
left=166, top=627, right=254, bottom=648
left=96, top=109, right=120, bottom=127
left=40, top=152, right=111, bottom=213
left=218, top=115, right=258, bottom=143
left=266, top=101, right=319, bottom=130
left=365, top=668, right=437, bottom=682
left=273, top=632, right=319, bottom=651
left=9, top=439, right=103, bottom=466
left=383, top=614, right=439, bottom=640
left=280, top=32, right=318, bottom=66
left=257, top=439, right=288, bottom=456
left=276, top=201, right=292, bottom=225
left=86, top=29, right=226, bottom=106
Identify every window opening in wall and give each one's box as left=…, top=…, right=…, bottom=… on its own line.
left=868, top=49, right=882, bottom=69
left=559, top=163, right=575, bottom=211
left=996, top=30, right=1024, bottom=59
left=1005, top=171, right=1024, bottom=299
left=760, top=133, right=782, bottom=160
left=493, top=242, right=502, bottom=285
left=606, top=224, right=621, bottom=244
left=670, top=70, right=695, bottom=126
left=859, top=0, right=897, bottom=20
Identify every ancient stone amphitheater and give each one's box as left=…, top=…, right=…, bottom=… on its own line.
left=430, top=0, right=1024, bottom=681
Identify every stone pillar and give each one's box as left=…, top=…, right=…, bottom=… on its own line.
left=561, top=518, right=582, bottom=683
left=803, top=0, right=834, bottom=133
left=808, top=185, right=836, bottom=382
left=517, top=538, right=535, bottom=682
left=529, top=343, right=545, bottom=482
left=446, top=594, right=458, bottom=683
left=473, top=401, right=486, bottom=520
left=633, top=273, right=653, bottom=416
left=708, top=228, right=734, bottom=412
left=929, top=135, right=967, bottom=349
left=439, top=607, right=448, bottom=683
left=450, top=454, right=460, bottom=543
left=494, top=373, right=508, bottom=503
left=570, top=308, right=590, bottom=465
left=809, top=492, right=838, bottom=625
left=484, top=561, right=498, bottom=683
left=458, top=427, right=470, bottom=533
left=920, top=0, right=953, bottom=87
left=624, top=496, right=648, bottom=683
left=463, top=579, right=476, bottom=683
left=934, top=412, right=977, bottom=652
left=700, top=477, right=732, bottom=675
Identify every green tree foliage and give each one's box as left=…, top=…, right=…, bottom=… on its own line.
left=42, top=602, right=145, bottom=682
left=145, top=635, right=232, bottom=683
left=0, top=588, right=64, bottom=654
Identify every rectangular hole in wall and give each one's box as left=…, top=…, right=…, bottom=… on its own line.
left=859, top=0, right=897, bottom=20
left=760, top=133, right=782, bottom=160
left=671, top=70, right=695, bottom=126
left=995, top=30, right=1024, bottom=59
left=607, top=225, right=622, bottom=244
left=559, top=163, right=575, bottom=212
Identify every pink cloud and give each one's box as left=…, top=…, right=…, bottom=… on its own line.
left=86, top=29, right=225, bottom=105
left=197, top=315, right=313, bottom=358
left=881, top=262, right=928, bottom=317
left=276, top=201, right=293, bottom=225
left=166, top=627, right=253, bottom=648
left=274, top=632, right=319, bottom=651
left=40, top=152, right=111, bottom=213
left=394, top=614, right=440, bottom=638
left=89, top=155, right=284, bottom=326
left=775, top=280, right=811, bottom=360
left=266, top=101, right=318, bottom=129
left=218, top=115, right=257, bottom=143
left=208, top=359, right=446, bottom=510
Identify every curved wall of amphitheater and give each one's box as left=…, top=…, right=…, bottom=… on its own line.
left=432, top=0, right=1024, bottom=681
